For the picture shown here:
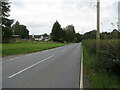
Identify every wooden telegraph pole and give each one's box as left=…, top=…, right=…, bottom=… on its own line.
left=118, top=1, right=120, bottom=32
left=96, top=0, right=100, bottom=58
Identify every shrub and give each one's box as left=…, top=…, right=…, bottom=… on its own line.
left=83, top=39, right=120, bottom=76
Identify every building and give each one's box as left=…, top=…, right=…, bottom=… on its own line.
left=29, top=34, right=51, bottom=41
left=31, top=35, right=42, bottom=41
left=12, top=35, right=20, bottom=41
left=42, top=36, right=51, bottom=41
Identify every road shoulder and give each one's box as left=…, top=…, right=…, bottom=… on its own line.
left=83, top=66, right=92, bottom=88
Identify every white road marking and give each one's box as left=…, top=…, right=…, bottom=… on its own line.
left=8, top=55, right=54, bottom=79
left=80, top=45, right=83, bottom=90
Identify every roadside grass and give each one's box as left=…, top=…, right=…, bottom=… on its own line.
left=0, top=44, right=2, bottom=56
left=83, top=46, right=120, bottom=89
left=2, top=42, right=68, bottom=56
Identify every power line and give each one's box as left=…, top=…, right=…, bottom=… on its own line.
left=86, top=0, right=93, bottom=24
left=82, top=0, right=93, bottom=33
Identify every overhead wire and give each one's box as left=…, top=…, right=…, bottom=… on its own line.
left=82, top=0, right=93, bottom=33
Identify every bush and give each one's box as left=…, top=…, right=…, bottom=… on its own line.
left=83, top=39, right=120, bottom=76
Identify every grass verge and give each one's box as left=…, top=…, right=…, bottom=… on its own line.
left=2, top=42, right=68, bottom=56
left=83, top=46, right=120, bottom=89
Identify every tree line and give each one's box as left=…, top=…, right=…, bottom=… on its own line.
left=82, top=29, right=120, bottom=40
left=50, top=21, right=120, bottom=43
left=50, top=21, right=82, bottom=43
left=1, top=1, right=119, bottom=43
left=1, top=1, right=29, bottom=43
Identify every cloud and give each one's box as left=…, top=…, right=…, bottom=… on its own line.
left=9, top=0, right=119, bottom=35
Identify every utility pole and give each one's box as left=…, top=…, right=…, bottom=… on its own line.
left=96, top=0, right=100, bottom=39
left=118, top=1, right=120, bottom=32
left=96, top=0, right=100, bottom=58
left=117, top=24, right=119, bottom=32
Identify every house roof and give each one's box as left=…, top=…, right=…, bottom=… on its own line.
left=34, top=35, right=41, bottom=38
left=12, top=35, right=19, bottom=38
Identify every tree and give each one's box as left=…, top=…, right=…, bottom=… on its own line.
left=51, top=21, right=63, bottom=42
left=100, top=32, right=111, bottom=39
left=12, top=21, right=29, bottom=39
left=111, top=29, right=119, bottom=39
left=82, top=29, right=120, bottom=40
left=100, top=29, right=120, bottom=40
left=1, top=1, right=14, bottom=43
left=61, top=29, right=67, bottom=42
left=65, top=25, right=76, bottom=42
left=12, top=21, right=20, bottom=35
left=20, top=25, right=29, bottom=39
left=42, top=33, right=48, bottom=37
left=75, top=33, right=83, bottom=42
left=82, top=30, right=96, bottom=40
left=51, top=22, right=78, bottom=43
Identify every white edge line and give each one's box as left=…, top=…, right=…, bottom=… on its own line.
left=80, top=44, right=83, bottom=90
left=8, top=55, right=54, bottom=79
left=26, top=54, right=32, bottom=56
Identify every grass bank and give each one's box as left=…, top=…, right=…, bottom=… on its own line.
left=2, top=42, right=68, bottom=56
left=83, top=46, right=120, bottom=88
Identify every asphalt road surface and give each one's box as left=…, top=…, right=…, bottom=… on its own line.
left=2, top=43, right=82, bottom=88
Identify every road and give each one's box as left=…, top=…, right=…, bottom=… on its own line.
left=2, top=43, right=82, bottom=88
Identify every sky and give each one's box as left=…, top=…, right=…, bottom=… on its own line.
left=9, top=0, right=119, bottom=35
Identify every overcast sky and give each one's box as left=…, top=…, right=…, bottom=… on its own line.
left=9, top=0, right=119, bottom=35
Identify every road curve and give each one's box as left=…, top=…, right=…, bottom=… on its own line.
left=2, top=43, right=82, bottom=88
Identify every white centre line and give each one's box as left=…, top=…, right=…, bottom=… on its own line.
left=8, top=55, right=54, bottom=79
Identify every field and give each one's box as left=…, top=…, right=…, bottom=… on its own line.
left=83, top=39, right=120, bottom=88
left=2, top=42, right=67, bottom=56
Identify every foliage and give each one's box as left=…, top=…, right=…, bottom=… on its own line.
left=1, top=2, right=29, bottom=43
left=1, top=1, right=14, bottom=43
left=12, top=21, right=29, bottom=39
left=42, top=33, right=48, bottom=37
left=82, top=30, right=96, bottom=40
left=83, top=46, right=120, bottom=88
left=2, top=26, right=13, bottom=42
left=82, top=29, right=120, bottom=40
left=51, top=21, right=82, bottom=43
left=75, top=33, right=82, bottom=42
left=65, top=25, right=76, bottom=42
left=100, top=29, right=120, bottom=39
left=83, top=39, right=120, bottom=76
left=51, top=21, right=63, bottom=42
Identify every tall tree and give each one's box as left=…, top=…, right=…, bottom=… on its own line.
left=51, top=21, right=63, bottom=42
left=65, top=25, right=76, bottom=42
left=1, top=1, right=14, bottom=43
left=12, top=21, right=29, bottom=39
left=12, top=21, right=20, bottom=35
